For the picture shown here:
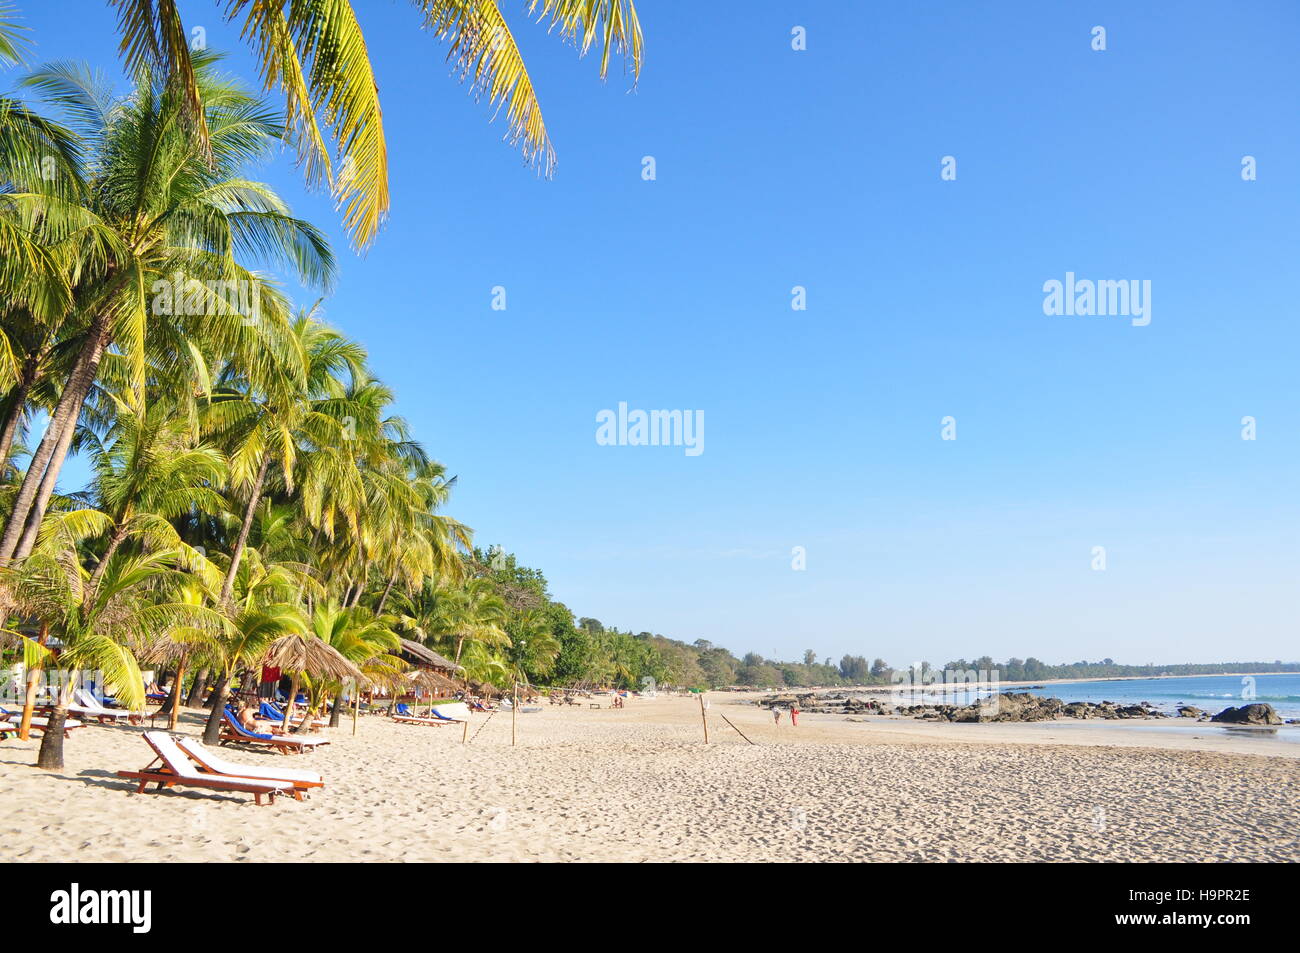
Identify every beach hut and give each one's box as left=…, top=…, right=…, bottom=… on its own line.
left=393, top=639, right=462, bottom=675
left=388, top=639, right=464, bottom=706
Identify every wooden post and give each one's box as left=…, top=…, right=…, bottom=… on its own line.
left=351, top=683, right=359, bottom=737
left=462, top=717, right=468, bottom=744
left=511, top=680, right=518, bottom=747
left=698, top=692, right=709, bottom=744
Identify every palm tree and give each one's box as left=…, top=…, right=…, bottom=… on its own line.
left=0, top=546, right=220, bottom=768
left=201, top=314, right=359, bottom=603
left=0, top=54, right=334, bottom=566
left=414, top=578, right=509, bottom=680
left=304, top=600, right=403, bottom=727
left=81, top=393, right=227, bottom=594
left=106, top=0, right=645, bottom=249
left=195, top=552, right=309, bottom=744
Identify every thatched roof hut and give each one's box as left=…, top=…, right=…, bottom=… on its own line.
left=394, top=638, right=462, bottom=674
left=407, top=668, right=461, bottom=696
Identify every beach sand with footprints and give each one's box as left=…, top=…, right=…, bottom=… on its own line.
left=2, top=694, right=1297, bottom=863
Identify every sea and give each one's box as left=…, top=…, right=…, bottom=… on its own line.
left=1014, top=673, right=1300, bottom=720
left=887, top=673, right=1300, bottom=721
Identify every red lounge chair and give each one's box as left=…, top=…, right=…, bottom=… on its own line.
left=117, top=732, right=293, bottom=805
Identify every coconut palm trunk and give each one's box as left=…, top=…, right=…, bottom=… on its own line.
left=18, top=662, right=41, bottom=741
left=35, top=680, right=74, bottom=770
left=0, top=315, right=110, bottom=564
left=201, top=672, right=231, bottom=744
left=87, top=521, right=132, bottom=591
left=281, top=674, right=299, bottom=732
left=0, top=351, right=40, bottom=474
left=219, top=456, right=269, bottom=603
left=17, top=623, right=49, bottom=741
left=185, top=668, right=209, bottom=707
left=162, top=653, right=187, bottom=730
left=329, top=688, right=345, bottom=728
left=375, top=575, right=395, bottom=614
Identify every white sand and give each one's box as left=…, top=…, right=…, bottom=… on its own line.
left=1, top=694, right=1296, bottom=862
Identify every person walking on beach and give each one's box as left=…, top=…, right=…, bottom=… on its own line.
left=773, top=707, right=781, bottom=725
left=790, top=704, right=799, bottom=727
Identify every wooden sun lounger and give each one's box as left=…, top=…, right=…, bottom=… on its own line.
left=0, top=709, right=85, bottom=737
left=70, top=688, right=142, bottom=724
left=220, top=708, right=329, bottom=754
left=117, top=732, right=293, bottom=805
left=391, top=714, right=450, bottom=726
left=176, top=737, right=323, bottom=801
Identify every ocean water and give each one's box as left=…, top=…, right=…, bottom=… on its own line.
left=886, top=673, right=1300, bottom=720
left=1013, top=673, right=1300, bottom=720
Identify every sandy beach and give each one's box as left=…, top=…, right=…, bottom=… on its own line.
left=2, top=694, right=1297, bottom=863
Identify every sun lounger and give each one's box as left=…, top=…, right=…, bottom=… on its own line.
left=117, top=731, right=292, bottom=805
left=391, top=714, right=449, bottom=726
left=176, top=737, right=323, bottom=800
left=0, top=707, right=84, bottom=737
left=69, top=688, right=140, bottom=724
left=220, top=708, right=329, bottom=754
left=258, top=701, right=326, bottom=729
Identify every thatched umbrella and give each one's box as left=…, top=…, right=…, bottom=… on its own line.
left=408, top=669, right=460, bottom=713
left=263, top=634, right=362, bottom=731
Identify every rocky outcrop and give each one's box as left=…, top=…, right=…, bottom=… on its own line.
left=759, top=691, right=888, bottom=715
left=891, top=692, right=1166, bottom=723
left=1210, top=703, right=1282, bottom=725
left=1177, top=706, right=1203, bottom=718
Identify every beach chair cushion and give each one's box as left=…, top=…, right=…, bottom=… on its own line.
left=176, top=737, right=323, bottom=786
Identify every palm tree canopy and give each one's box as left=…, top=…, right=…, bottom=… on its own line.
left=106, top=0, right=644, bottom=250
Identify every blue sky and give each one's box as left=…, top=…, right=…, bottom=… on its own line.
left=8, top=1, right=1299, bottom=665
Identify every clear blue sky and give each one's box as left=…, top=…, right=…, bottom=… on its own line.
left=9, top=1, right=1299, bottom=666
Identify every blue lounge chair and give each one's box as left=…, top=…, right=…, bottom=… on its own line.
left=261, top=700, right=326, bottom=729
left=259, top=701, right=285, bottom=721
left=220, top=707, right=328, bottom=754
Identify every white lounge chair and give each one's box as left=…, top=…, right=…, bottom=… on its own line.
left=0, top=708, right=84, bottom=736
left=71, top=688, right=138, bottom=724
left=176, top=737, right=323, bottom=800
left=118, top=731, right=293, bottom=805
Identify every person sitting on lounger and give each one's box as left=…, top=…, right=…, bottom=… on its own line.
left=237, top=701, right=283, bottom=735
